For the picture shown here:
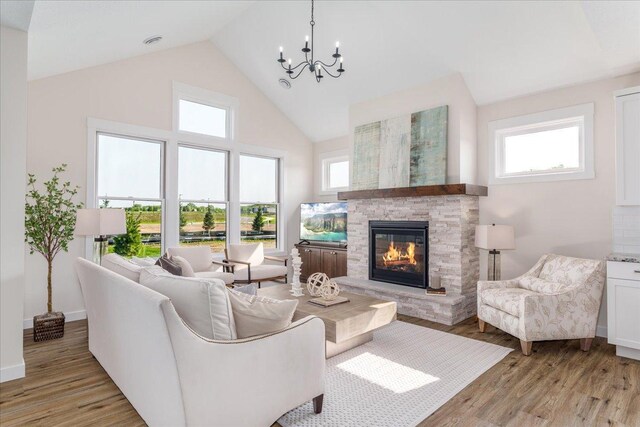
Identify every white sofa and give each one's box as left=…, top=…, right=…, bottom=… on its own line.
left=74, top=257, right=326, bottom=426
left=477, top=253, right=606, bottom=355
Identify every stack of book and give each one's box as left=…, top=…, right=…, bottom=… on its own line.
left=426, top=286, right=446, bottom=296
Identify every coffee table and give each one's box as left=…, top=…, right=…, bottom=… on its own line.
left=258, top=284, right=397, bottom=358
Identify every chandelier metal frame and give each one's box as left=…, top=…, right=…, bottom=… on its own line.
left=277, top=0, right=344, bottom=82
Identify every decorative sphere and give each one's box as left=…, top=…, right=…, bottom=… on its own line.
left=320, top=279, right=340, bottom=301
left=307, top=272, right=329, bottom=296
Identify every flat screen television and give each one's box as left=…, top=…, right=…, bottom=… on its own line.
left=300, top=202, right=347, bottom=243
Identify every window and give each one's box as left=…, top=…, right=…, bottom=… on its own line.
left=178, top=100, right=227, bottom=138
left=89, top=85, right=286, bottom=259
left=489, top=103, right=594, bottom=184
left=97, top=133, right=164, bottom=257
left=320, top=151, right=350, bottom=193
left=178, top=146, right=228, bottom=253
left=174, top=82, right=237, bottom=140
left=239, top=154, right=279, bottom=249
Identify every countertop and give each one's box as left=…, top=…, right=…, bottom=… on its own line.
left=607, top=253, right=640, bottom=263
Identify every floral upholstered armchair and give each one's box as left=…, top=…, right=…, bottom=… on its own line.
left=477, top=254, right=606, bottom=355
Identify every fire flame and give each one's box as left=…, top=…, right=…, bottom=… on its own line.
left=382, top=241, right=417, bottom=266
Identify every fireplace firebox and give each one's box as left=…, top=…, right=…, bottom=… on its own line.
left=369, top=221, right=429, bottom=289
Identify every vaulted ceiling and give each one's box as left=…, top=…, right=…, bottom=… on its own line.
left=5, top=0, right=640, bottom=142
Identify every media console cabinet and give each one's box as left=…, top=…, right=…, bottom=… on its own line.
left=295, top=243, right=347, bottom=281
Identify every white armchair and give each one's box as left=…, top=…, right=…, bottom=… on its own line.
left=167, top=246, right=234, bottom=285
left=477, top=254, right=605, bottom=355
left=223, top=243, right=288, bottom=288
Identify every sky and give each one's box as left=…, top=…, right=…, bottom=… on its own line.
left=179, top=100, right=226, bottom=138
left=301, top=202, right=348, bottom=217
left=503, top=126, right=580, bottom=174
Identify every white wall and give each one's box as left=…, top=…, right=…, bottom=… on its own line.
left=349, top=73, right=477, bottom=184
left=1, top=26, right=28, bottom=382
left=25, top=41, right=314, bottom=322
left=477, top=72, right=640, bottom=334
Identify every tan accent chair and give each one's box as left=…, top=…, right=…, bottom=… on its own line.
left=167, top=246, right=234, bottom=285
left=477, top=254, right=605, bottom=356
left=223, top=243, right=287, bottom=288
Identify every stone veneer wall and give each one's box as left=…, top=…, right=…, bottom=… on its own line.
left=347, top=195, right=480, bottom=296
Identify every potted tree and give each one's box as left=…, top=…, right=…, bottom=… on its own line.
left=25, top=164, right=83, bottom=342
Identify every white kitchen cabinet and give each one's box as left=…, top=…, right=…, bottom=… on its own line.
left=607, top=260, right=640, bottom=360
left=615, top=87, right=640, bottom=206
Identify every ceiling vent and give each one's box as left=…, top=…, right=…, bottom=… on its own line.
left=279, top=78, right=291, bottom=89
left=143, top=36, right=163, bottom=45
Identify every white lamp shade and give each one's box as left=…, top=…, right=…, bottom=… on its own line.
left=75, top=208, right=126, bottom=236
left=475, top=224, right=515, bottom=250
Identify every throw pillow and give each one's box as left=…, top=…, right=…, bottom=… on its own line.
left=140, top=266, right=236, bottom=340
left=130, top=256, right=157, bottom=267
left=155, top=254, right=183, bottom=276
left=172, top=255, right=196, bottom=277
left=101, top=253, right=143, bottom=282
left=227, top=289, right=298, bottom=339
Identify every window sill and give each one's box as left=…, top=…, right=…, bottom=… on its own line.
left=489, top=169, right=595, bottom=185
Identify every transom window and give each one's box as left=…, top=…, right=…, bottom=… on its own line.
left=489, top=103, right=594, bottom=184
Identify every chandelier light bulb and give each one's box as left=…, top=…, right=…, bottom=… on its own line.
left=340, top=57, right=343, bottom=63
left=279, top=46, right=283, bottom=52
left=288, top=58, right=292, bottom=65
left=305, top=35, right=309, bottom=42
left=336, top=41, right=340, bottom=48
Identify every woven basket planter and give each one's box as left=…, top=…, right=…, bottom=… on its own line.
left=33, top=312, right=65, bottom=342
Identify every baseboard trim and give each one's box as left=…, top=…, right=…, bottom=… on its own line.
left=596, top=324, right=608, bottom=338
left=0, top=360, right=25, bottom=383
left=23, top=309, right=87, bottom=329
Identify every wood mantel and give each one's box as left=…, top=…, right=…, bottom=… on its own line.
left=337, top=183, right=488, bottom=200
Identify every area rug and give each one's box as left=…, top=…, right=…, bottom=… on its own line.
left=278, top=321, right=512, bottom=427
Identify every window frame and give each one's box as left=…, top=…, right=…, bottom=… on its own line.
left=488, top=103, right=594, bottom=185
left=319, top=149, right=350, bottom=194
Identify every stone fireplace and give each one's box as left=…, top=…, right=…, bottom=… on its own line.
left=333, top=184, right=486, bottom=325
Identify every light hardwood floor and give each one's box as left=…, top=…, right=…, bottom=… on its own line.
left=1, top=317, right=638, bottom=426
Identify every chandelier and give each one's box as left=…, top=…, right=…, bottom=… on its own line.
left=277, top=0, right=345, bottom=82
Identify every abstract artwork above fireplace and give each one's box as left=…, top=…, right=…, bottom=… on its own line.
left=352, top=105, right=448, bottom=191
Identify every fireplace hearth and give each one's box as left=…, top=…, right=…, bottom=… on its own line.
left=369, top=221, right=429, bottom=289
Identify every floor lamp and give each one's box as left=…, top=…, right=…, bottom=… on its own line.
left=475, top=224, right=515, bottom=281
left=75, top=208, right=126, bottom=264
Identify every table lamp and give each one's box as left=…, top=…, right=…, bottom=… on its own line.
left=75, top=208, right=126, bottom=264
left=475, top=224, right=515, bottom=281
